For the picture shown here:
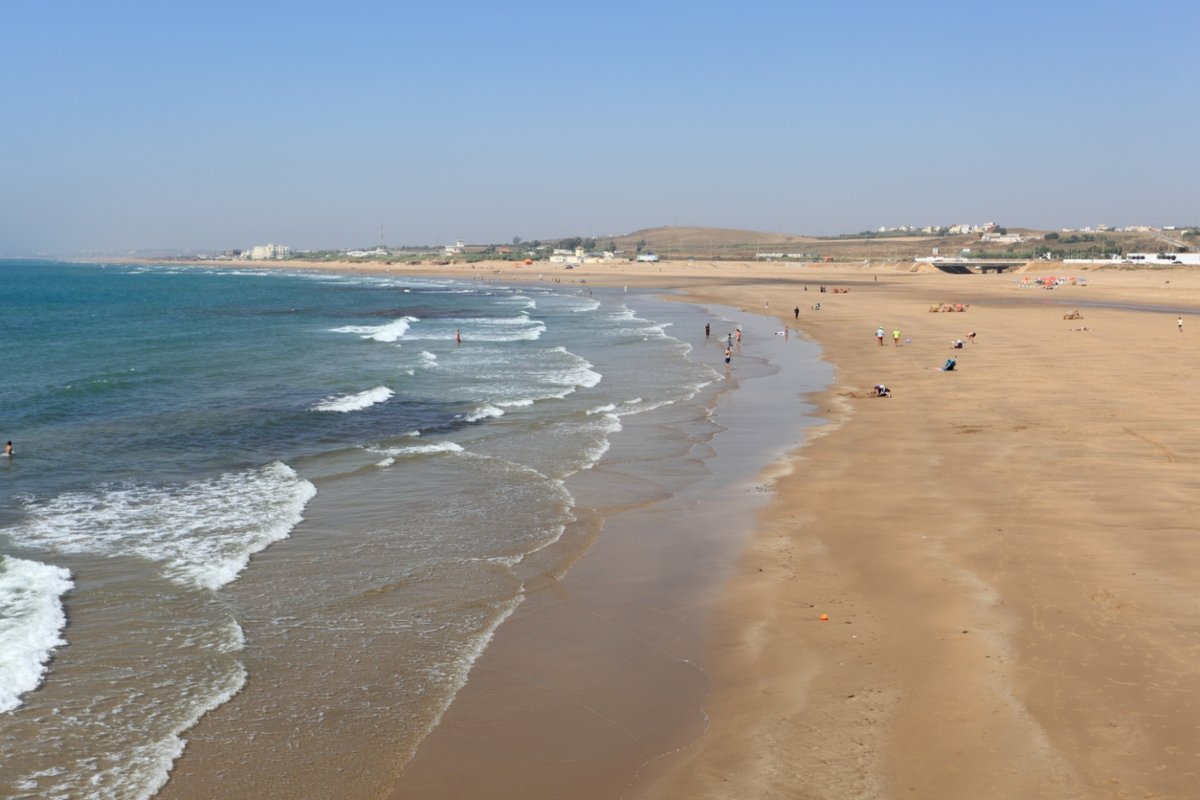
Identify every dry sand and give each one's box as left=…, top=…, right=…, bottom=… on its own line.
left=165, top=257, right=1200, bottom=798
left=626, top=262, right=1200, bottom=800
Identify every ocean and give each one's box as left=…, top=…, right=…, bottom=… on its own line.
left=0, top=260, right=829, bottom=798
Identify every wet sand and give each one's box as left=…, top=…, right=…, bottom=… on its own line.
left=155, top=257, right=1200, bottom=798
left=387, top=300, right=831, bottom=799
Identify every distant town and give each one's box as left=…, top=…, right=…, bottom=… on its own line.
left=144, top=220, right=1200, bottom=267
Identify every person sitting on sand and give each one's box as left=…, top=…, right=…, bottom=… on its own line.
left=940, top=357, right=957, bottom=371
left=952, top=339, right=964, bottom=349
left=873, top=384, right=891, bottom=397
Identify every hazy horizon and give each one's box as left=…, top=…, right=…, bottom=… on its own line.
left=3, top=1, right=1198, bottom=256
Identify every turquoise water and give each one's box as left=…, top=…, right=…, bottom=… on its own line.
left=4, top=260, right=801, bottom=798
left=0, top=261, right=555, bottom=497
left=0, top=261, right=835, bottom=798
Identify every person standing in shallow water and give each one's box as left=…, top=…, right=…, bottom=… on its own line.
left=705, top=322, right=710, bottom=337
left=4, top=441, right=13, bottom=457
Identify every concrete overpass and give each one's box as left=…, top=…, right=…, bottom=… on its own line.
left=922, top=259, right=1025, bottom=275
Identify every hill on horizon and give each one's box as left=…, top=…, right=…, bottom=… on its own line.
left=608, top=225, right=968, bottom=261
left=600, top=225, right=1183, bottom=262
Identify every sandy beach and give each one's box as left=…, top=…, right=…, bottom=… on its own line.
left=153, top=257, right=1200, bottom=798
left=618, top=261, right=1200, bottom=799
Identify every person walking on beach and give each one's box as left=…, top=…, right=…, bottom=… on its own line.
left=1178, top=316, right=1184, bottom=333
left=794, top=306, right=799, bottom=320
left=876, top=326, right=885, bottom=346
left=893, top=328, right=901, bottom=346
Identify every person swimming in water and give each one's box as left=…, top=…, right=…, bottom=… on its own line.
left=4, top=441, right=13, bottom=457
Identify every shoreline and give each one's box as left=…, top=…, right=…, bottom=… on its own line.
left=126, top=261, right=833, bottom=799
left=385, top=295, right=832, bottom=798
left=80, top=257, right=1200, bottom=797
left=317, top=257, right=1200, bottom=798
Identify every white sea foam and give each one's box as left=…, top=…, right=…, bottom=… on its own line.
left=11, top=463, right=316, bottom=591
left=612, top=396, right=678, bottom=417
left=330, top=316, right=418, bottom=342
left=29, top=660, right=249, bottom=800
left=546, top=357, right=602, bottom=390
left=479, top=348, right=601, bottom=404
left=372, top=442, right=465, bottom=467
left=398, top=594, right=523, bottom=772
left=432, top=316, right=546, bottom=342
left=587, top=403, right=617, bottom=415
left=419, top=351, right=439, bottom=367
left=566, top=297, right=601, bottom=313
left=0, top=557, right=73, bottom=713
left=311, top=385, right=394, bottom=413
left=578, top=413, right=623, bottom=470
left=493, top=295, right=537, bottom=311
left=464, top=405, right=505, bottom=422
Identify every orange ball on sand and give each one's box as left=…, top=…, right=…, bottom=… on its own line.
left=818, top=613, right=830, bottom=621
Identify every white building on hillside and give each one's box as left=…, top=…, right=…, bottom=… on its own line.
left=247, top=243, right=291, bottom=260
left=549, top=246, right=586, bottom=266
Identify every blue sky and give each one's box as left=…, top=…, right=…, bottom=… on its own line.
left=2, top=1, right=1197, bottom=254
